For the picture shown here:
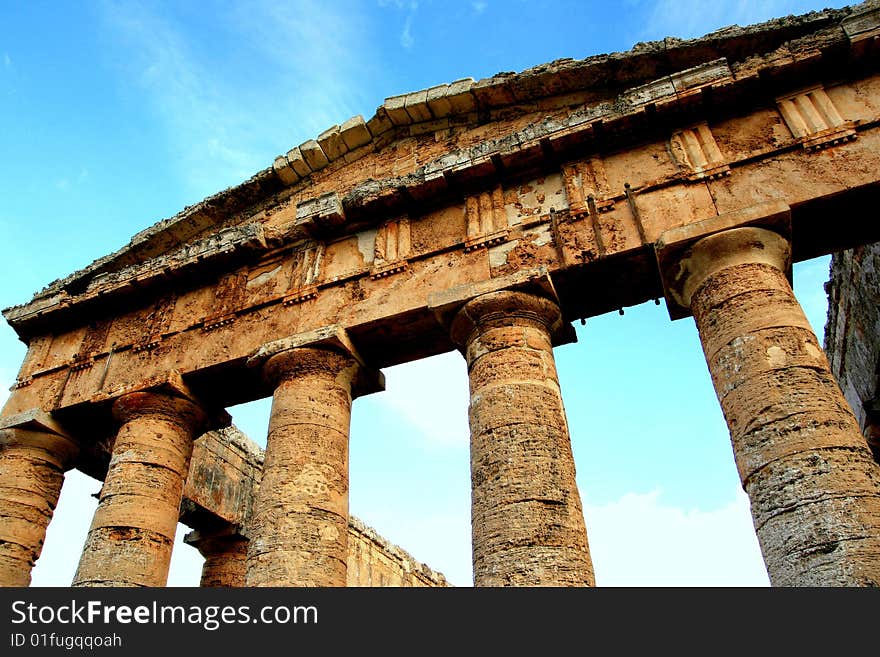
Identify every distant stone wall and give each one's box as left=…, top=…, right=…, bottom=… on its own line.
left=182, top=426, right=450, bottom=587
left=347, top=517, right=449, bottom=587
left=825, top=242, right=880, bottom=458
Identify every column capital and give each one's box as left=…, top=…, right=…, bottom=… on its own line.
left=670, top=227, right=790, bottom=312
left=98, top=369, right=230, bottom=432
left=450, top=289, right=569, bottom=349
left=248, top=325, right=384, bottom=398
left=0, top=408, right=79, bottom=465
left=655, top=201, right=791, bottom=319
left=112, top=390, right=209, bottom=434
left=184, top=524, right=246, bottom=555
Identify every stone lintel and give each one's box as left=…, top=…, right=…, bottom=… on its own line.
left=247, top=325, right=385, bottom=397
left=427, top=266, right=576, bottom=347
left=92, top=370, right=232, bottom=431
left=0, top=408, right=79, bottom=464
left=655, top=201, right=792, bottom=320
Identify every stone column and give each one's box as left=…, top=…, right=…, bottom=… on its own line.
left=672, top=226, right=880, bottom=586
left=73, top=390, right=206, bottom=587
left=245, top=346, right=360, bottom=587
left=185, top=528, right=248, bottom=587
left=0, top=420, right=77, bottom=587
left=451, top=290, right=594, bottom=586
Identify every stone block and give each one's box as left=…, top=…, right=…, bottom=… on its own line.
left=383, top=93, right=412, bottom=126
left=403, top=89, right=433, bottom=123
left=426, top=83, right=452, bottom=117
left=285, top=146, right=312, bottom=177
left=299, top=139, right=329, bottom=171
left=272, top=156, right=299, bottom=186
left=365, top=107, right=394, bottom=138
left=340, top=115, right=372, bottom=150
left=317, top=124, right=348, bottom=161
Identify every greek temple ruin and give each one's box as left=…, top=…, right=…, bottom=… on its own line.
left=2, top=2, right=880, bottom=587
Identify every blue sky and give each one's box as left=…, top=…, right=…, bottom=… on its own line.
left=0, top=0, right=846, bottom=586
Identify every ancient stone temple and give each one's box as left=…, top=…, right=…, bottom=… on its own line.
left=2, top=2, right=880, bottom=587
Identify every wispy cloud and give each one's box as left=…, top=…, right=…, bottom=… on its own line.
left=586, top=488, right=770, bottom=585
left=54, top=168, right=89, bottom=192
left=401, top=13, right=415, bottom=49
left=2, top=53, right=11, bottom=69
left=379, top=0, right=420, bottom=50
left=472, top=1, right=488, bottom=15
left=98, top=0, right=379, bottom=200
left=378, top=351, right=470, bottom=448
left=635, top=0, right=812, bottom=41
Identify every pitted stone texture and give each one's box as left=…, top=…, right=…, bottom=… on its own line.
left=246, top=347, right=359, bottom=587
left=73, top=391, right=206, bottom=587
left=452, top=290, right=594, bottom=587
left=686, top=228, right=880, bottom=586
left=192, top=534, right=248, bottom=587
left=0, top=428, right=77, bottom=586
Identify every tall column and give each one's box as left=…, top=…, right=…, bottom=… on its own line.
left=0, top=419, right=77, bottom=586
left=245, top=346, right=360, bottom=587
left=73, top=390, right=206, bottom=587
left=672, top=226, right=880, bottom=586
left=451, top=290, right=594, bottom=586
left=185, top=528, right=248, bottom=587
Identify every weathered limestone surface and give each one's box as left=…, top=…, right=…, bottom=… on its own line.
left=0, top=427, right=77, bottom=586
left=825, top=242, right=880, bottom=461
left=245, top=347, right=359, bottom=587
left=346, top=517, right=448, bottom=587
left=679, top=228, right=880, bottom=586
left=73, top=390, right=206, bottom=587
left=451, top=290, right=594, bottom=586
left=183, top=429, right=449, bottom=587
left=3, top=4, right=880, bottom=588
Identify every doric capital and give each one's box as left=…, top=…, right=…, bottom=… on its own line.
left=666, top=227, right=791, bottom=311
left=249, top=325, right=384, bottom=398
left=263, top=347, right=359, bottom=389
left=655, top=201, right=792, bottom=319
left=450, top=289, right=565, bottom=348
left=0, top=408, right=79, bottom=466
left=112, top=390, right=208, bottom=434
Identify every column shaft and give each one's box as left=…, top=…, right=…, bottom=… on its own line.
left=246, top=347, right=358, bottom=587
left=0, top=428, right=77, bottom=586
left=73, top=391, right=205, bottom=587
left=452, top=290, right=594, bottom=586
left=685, top=228, right=880, bottom=585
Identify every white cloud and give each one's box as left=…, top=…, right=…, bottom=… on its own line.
left=3, top=53, right=11, bottom=69
left=637, top=0, right=810, bottom=41
left=377, top=351, right=470, bottom=448
left=401, top=13, right=415, bottom=49
left=378, top=0, right=419, bottom=50
left=586, top=488, right=770, bottom=586
left=99, top=0, right=378, bottom=199
left=472, top=1, right=488, bottom=14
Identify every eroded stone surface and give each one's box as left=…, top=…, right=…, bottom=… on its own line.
left=245, top=347, right=359, bottom=587
left=0, top=429, right=77, bottom=586
left=825, top=242, right=880, bottom=462
left=73, top=391, right=206, bottom=587
left=685, top=228, right=880, bottom=586
left=451, top=290, right=594, bottom=586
